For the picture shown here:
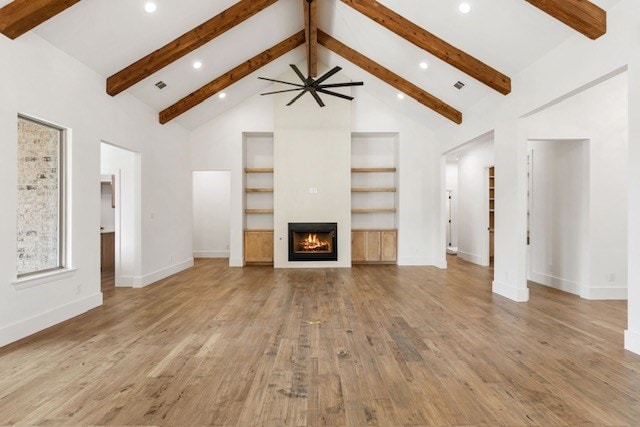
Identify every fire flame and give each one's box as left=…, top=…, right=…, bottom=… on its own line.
left=300, top=233, right=330, bottom=251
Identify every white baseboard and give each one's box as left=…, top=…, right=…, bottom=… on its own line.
left=134, top=258, right=194, bottom=288
left=529, top=271, right=580, bottom=296
left=625, top=330, right=640, bottom=355
left=458, top=251, right=487, bottom=266
left=397, top=256, right=431, bottom=266
left=0, top=293, right=103, bottom=348
left=581, top=286, right=628, bottom=300
left=229, top=257, right=243, bottom=267
left=193, top=251, right=229, bottom=259
left=492, top=280, right=530, bottom=302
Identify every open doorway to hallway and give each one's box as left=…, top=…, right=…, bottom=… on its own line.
left=100, top=142, right=141, bottom=292
left=192, top=171, right=231, bottom=261
left=443, top=133, right=495, bottom=269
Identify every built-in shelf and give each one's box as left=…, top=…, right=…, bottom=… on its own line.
left=244, top=167, right=274, bottom=173
left=245, top=209, right=274, bottom=214
left=352, top=208, right=397, bottom=214
left=244, top=228, right=274, bottom=232
left=351, top=167, right=396, bottom=173
left=489, top=209, right=495, bottom=212
left=489, top=187, right=495, bottom=190
left=245, top=188, right=274, bottom=193
left=351, top=187, right=397, bottom=193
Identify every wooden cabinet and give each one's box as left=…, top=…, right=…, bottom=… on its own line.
left=244, top=230, right=274, bottom=265
left=101, top=232, right=115, bottom=271
left=352, top=229, right=396, bottom=264
left=489, top=166, right=495, bottom=260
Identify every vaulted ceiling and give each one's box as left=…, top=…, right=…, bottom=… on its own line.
left=0, top=0, right=619, bottom=131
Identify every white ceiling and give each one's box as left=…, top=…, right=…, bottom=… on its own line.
left=1, top=0, right=622, bottom=130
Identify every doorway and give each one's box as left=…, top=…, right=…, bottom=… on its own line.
left=192, top=171, right=231, bottom=259
left=100, top=142, right=141, bottom=289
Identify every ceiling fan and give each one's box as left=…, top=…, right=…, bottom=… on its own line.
left=258, top=0, right=364, bottom=107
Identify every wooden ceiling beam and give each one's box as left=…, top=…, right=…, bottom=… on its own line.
left=318, top=30, right=462, bottom=124
left=0, top=0, right=81, bottom=39
left=303, top=0, right=318, bottom=77
left=107, top=0, right=278, bottom=96
left=525, top=0, right=606, bottom=40
left=160, top=31, right=305, bottom=124
left=339, top=0, right=511, bottom=95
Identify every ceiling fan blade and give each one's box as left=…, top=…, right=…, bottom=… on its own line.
left=258, top=77, right=304, bottom=88
left=317, top=88, right=354, bottom=101
left=314, top=66, right=342, bottom=85
left=318, top=82, right=364, bottom=89
left=309, top=88, right=326, bottom=107
left=287, top=89, right=308, bottom=106
left=290, top=64, right=307, bottom=83
left=261, top=88, right=304, bottom=96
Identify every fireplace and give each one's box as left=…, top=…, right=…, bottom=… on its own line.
left=288, top=223, right=338, bottom=261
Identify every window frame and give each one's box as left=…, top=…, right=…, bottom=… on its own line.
left=16, top=114, right=68, bottom=279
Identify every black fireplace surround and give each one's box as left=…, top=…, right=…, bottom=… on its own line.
left=288, top=222, right=338, bottom=261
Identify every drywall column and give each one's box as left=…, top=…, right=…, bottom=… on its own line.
left=492, top=120, right=529, bottom=302
left=625, top=61, right=640, bottom=354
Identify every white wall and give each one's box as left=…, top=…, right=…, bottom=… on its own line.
left=192, top=171, right=231, bottom=258
left=445, top=161, right=458, bottom=248
left=527, top=140, right=588, bottom=296
left=456, top=139, right=494, bottom=266
left=189, top=74, right=443, bottom=268
left=0, top=33, right=192, bottom=347
left=525, top=73, right=628, bottom=300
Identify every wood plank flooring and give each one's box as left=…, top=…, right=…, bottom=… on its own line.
left=1, top=256, right=640, bottom=426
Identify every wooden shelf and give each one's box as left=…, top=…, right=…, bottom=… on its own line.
left=353, top=228, right=397, bottom=232
left=244, top=167, right=274, bottom=173
left=245, top=188, right=274, bottom=193
left=351, top=187, right=397, bottom=193
left=245, top=209, right=274, bottom=214
left=489, top=187, right=495, bottom=190
left=244, top=228, right=274, bottom=232
left=352, top=208, right=397, bottom=214
left=351, top=167, right=396, bottom=173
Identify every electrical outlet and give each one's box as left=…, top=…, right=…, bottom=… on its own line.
left=609, top=273, right=616, bottom=283
left=75, top=284, right=81, bottom=295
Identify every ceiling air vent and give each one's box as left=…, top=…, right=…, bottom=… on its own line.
left=155, top=81, right=167, bottom=90
left=454, top=81, right=465, bottom=90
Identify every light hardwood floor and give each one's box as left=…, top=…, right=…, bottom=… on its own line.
left=1, top=256, right=639, bottom=426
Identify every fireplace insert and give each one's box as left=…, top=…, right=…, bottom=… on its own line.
left=288, top=222, right=338, bottom=261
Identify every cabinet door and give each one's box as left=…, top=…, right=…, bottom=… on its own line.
left=365, top=231, right=382, bottom=262
left=352, top=231, right=366, bottom=262
left=245, top=231, right=273, bottom=264
left=381, top=230, right=397, bottom=262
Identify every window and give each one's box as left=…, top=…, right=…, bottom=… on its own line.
left=16, top=115, right=66, bottom=277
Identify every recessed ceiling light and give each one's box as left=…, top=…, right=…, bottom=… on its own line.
left=219, top=92, right=227, bottom=99
left=144, top=2, right=157, bottom=13
left=419, top=61, right=429, bottom=70
left=459, top=3, right=471, bottom=13
left=193, top=61, right=202, bottom=70
left=397, top=93, right=405, bottom=100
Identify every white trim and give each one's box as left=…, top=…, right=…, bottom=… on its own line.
left=457, top=251, right=486, bottom=266
left=229, top=257, right=244, bottom=267
left=528, top=271, right=581, bottom=296
left=12, top=268, right=78, bottom=290
left=492, top=280, right=530, bottom=302
left=397, top=256, right=431, bottom=266
left=580, top=286, right=628, bottom=300
left=193, top=251, right=229, bottom=258
left=624, top=330, right=640, bottom=355
left=134, top=258, right=194, bottom=288
left=0, top=293, right=102, bottom=348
